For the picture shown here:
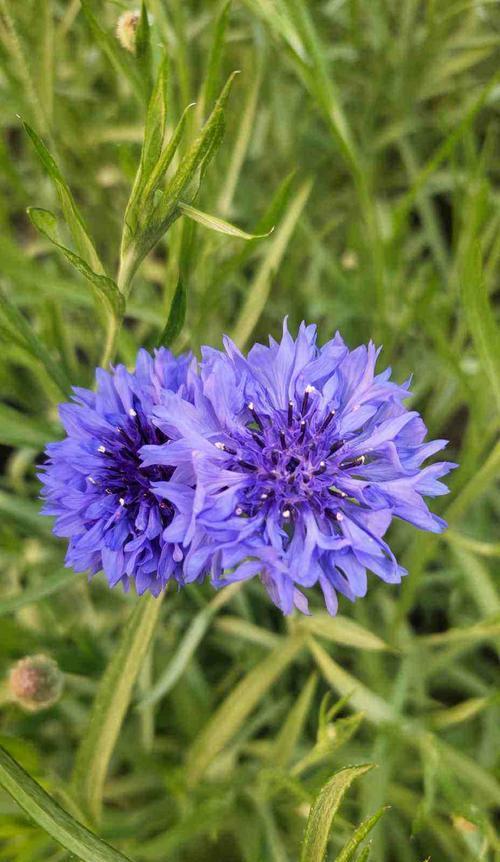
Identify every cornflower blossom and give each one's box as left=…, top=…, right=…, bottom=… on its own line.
left=40, top=348, right=194, bottom=596
left=142, top=321, right=456, bottom=614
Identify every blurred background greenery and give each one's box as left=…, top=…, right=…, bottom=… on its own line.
left=0, top=1, right=499, bottom=860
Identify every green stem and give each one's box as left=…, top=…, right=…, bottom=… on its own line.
left=71, top=594, right=164, bottom=824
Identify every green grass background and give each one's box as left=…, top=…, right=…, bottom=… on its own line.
left=0, top=1, right=499, bottom=860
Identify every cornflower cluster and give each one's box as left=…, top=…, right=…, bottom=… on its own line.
left=40, top=322, right=455, bottom=614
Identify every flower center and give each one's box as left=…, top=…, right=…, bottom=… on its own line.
left=217, top=391, right=366, bottom=524
left=89, top=405, right=174, bottom=519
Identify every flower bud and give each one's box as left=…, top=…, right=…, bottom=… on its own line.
left=8, top=655, right=63, bottom=712
left=116, top=10, right=140, bottom=53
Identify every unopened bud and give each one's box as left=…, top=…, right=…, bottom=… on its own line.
left=341, top=250, right=359, bottom=271
left=116, top=10, right=140, bottom=53
left=8, top=655, right=63, bottom=712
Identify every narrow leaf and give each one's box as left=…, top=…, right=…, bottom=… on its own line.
left=300, top=764, right=374, bottom=862
left=178, top=201, right=273, bottom=240
left=158, top=71, right=239, bottom=219
left=0, top=287, right=71, bottom=397
left=0, top=403, right=59, bottom=449
left=309, top=638, right=396, bottom=724
left=158, top=277, right=187, bottom=347
left=72, top=594, right=164, bottom=822
left=23, top=122, right=104, bottom=274
left=199, top=0, right=231, bottom=116
left=273, top=672, right=317, bottom=768
left=138, top=583, right=242, bottom=709
left=304, top=614, right=393, bottom=652
left=135, top=2, right=153, bottom=99
left=335, top=806, right=388, bottom=862
left=461, top=241, right=500, bottom=415
left=0, top=745, right=133, bottom=862
left=186, top=633, right=305, bottom=784
left=28, top=208, right=124, bottom=318
left=231, top=177, right=312, bottom=347
left=0, top=570, right=83, bottom=617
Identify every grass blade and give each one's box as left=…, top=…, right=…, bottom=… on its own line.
left=272, top=672, right=317, bottom=768
left=461, top=241, right=500, bottom=415
left=71, top=594, right=164, bottom=823
left=309, top=638, right=396, bottom=724
left=23, top=122, right=104, bottom=274
left=0, top=745, right=134, bottom=862
left=186, top=632, right=305, bottom=784
left=135, top=1, right=153, bottom=99
left=300, top=764, right=374, bottom=862
left=0, top=570, right=83, bottom=617
left=138, top=583, right=242, bottom=708
left=303, top=614, right=394, bottom=652
left=28, top=208, right=123, bottom=318
left=231, top=177, right=312, bottom=347
left=334, top=806, right=388, bottom=862
left=178, top=201, right=273, bottom=240
left=0, top=287, right=71, bottom=397
left=158, top=276, right=187, bottom=347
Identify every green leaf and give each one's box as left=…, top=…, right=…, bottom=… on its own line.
left=199, top=0, right=231, bottom=117
left=158, top=276, right=187, bottom=347
left=272, top=672, right=317, bottom=768
left=28, top=208, right=124, bottom=318
left=156, top=70, right=239, bottom=221
left=303, top=614, right=394, bottom=652
left=0, top=745, right=134, bottom=862
left=80, top=0, right=143, bottom=102
left=461, top=241, right=500, bottom=415
left=0, top=287, right=71, bottom=397
left=231, top=177, right=312, bottom=347
left=335, top=806, right=387, bottom=862
left=121, top=72, right=238, bottom=288
left=300, top=764, right=374, bottom=862
left=72, top=594, right=164, bottom=823
left=178, top=201, right=273, bottom=240
left=292, top=712, right=365, bottom=777
left=356, top=848, right=371, bottom=862
left=0, top=402, right=59, bottom=449
left=0, top=491, right=53, bottom=538
left=138, top=583, right=242, bottom=709
left=0, top=570, right=83, bottom=617
left=135, top=2, right=153, bottom=99
left=309, top=638, right=396, bottom=725
left=186, top=633, right=305, bottom=785
left=23, top=122, right=104, bottom=274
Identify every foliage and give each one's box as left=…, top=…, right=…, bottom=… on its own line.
left=0, top=1, right=498, bottom=860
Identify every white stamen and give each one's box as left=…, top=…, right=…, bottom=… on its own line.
left=88, top=475, right=96, bottom=484
left=260, top=493, right=269, bottom=500
left=235, top=506, right=243, bottom=516
left=98, top=445, right=106, bottom=453
left=119, top=497, right=125, bottom=506
left=248, top=401, right=255, bottom=410
left=305, top=384, right=314, bottom=393
left=128, top=408, right=137, bottom=417
left=282, top=509, right=291, bottom=519
left=215, top=441, right=225, bottom=450
left=335, top=512, right=344, bottom=521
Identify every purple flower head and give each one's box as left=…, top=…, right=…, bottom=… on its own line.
left=40, top=348, right=195, bottom=596
left=143, top=321, right=457, bottom=614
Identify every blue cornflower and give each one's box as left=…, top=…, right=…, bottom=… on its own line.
left=142, top=321, right=456, bottom=614
left=40, top=348, right=195, bottom=596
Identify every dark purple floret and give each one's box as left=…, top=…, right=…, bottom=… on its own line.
left=142, top=321, right=457, bottom=615
left=39, top=348, right=195, bottom=595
